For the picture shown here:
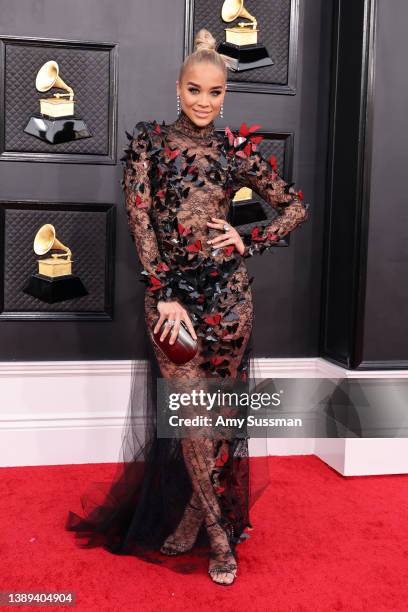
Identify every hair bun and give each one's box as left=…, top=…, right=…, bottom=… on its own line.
left=194, top=28, right=217, bottom=52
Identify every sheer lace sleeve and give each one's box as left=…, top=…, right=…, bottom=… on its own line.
left=121, top=122, right=174, bottom=302
left=226, top=124, right=310, bottom=258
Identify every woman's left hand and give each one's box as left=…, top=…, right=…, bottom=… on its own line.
left=206, top=217, right=245, bottom=256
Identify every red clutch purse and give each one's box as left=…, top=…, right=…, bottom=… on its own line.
left=149, top=318, right=198, bottom=365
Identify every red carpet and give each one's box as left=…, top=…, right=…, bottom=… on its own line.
left=1, top=455, right=407, bottom=611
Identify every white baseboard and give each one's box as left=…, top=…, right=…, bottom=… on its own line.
left=314, top=437, right=408, bottom=476
left=0, top=358, right=407, bottom=475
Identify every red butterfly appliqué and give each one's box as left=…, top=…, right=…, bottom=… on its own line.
left=204, top=314, right=222, bottom=326
left=186, top=239, right=202, bottom=253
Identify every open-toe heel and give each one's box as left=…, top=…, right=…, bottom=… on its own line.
left=208, top=561, right=237, bottom=586
left=160, top=501, right=203, bottom=556
left=205, top=520, right=238, bottom=585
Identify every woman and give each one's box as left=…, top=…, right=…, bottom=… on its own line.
left=66, top=28, right=309, bottom=586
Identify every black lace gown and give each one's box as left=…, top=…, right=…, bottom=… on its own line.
left=65, top=109, right=309, bottom=573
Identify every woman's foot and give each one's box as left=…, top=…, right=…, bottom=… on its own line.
left=208, top=553, right=237, bottom=585
left=160, top=501, right=204, bottom=555
left=206, top=520, right=238, bottom=585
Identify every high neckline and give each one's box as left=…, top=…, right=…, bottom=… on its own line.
left=169, top=109, right=215, bottom=140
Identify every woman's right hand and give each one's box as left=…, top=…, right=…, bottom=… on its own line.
left=154, top=300, right=198, bottom=345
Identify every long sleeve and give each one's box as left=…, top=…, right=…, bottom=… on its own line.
left=227, top=125, right=310, bottom=259
left=121, top=123, right=174, bottom=302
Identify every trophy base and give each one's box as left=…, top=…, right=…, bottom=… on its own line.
left=24, top=114, right=92, bottom=144
left=216, top=42, right=274, bottom=72
left=229, top=198, right=267, bottom=227
left=22, top=273, right=88, bottom=303
left=228, top=197, right=284, bottom=240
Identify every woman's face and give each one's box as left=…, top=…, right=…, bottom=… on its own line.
left=176, top=62, right=226, bottom=126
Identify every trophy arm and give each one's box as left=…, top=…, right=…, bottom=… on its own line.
left=50, top=246, right=72, bottom=261
left=236, top=5, right=257, bottom=29
left=238, top=18, right=257, bottom=29
left=54, top=86, right=74, bottom=101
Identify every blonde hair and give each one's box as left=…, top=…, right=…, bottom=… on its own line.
left=179, top=28, right=234, bottom=83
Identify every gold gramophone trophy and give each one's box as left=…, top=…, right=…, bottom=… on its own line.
left=216, top=0, right=274, bottom=71
left=24, top=60, right=92, bottom=144
left=22, top=223, right=88, bottom=303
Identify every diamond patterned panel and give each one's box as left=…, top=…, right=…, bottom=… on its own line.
left=192, top=0, right=291, bottom=84
left=4, top=41, right=111, bottom=154
left=3, top=207, right=108, bottom=312
left=258, top=137, right=286, bottom=170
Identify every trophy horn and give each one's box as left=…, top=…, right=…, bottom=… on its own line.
left=221, top=0, right=257, bottom=28
left=35, top=60, right=74, bottom=101
left=33, top=223, right=72, bottom=260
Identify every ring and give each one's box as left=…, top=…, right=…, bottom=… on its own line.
left=166, top=320, right=176, bottom=327
left=223, top=224, right=230, bottom=232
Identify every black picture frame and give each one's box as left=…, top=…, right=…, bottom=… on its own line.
left=184, top=0, right=299, bottom=94
left=216, top=127, right=295, bottom=245
left=0, top=34, right=118, bottom=164
left=0, top=200, right=116, bottom=320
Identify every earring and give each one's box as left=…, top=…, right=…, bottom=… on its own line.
left=220, top=103, right=224, bottom=119
left=177, top=94, right=180, bottom=116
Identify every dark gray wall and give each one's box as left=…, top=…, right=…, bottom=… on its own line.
left=0, top=0, right=332, bottom=360
left=363, top=0, right=408, bottom=362
left=319, top=0, right=408, bottom=369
